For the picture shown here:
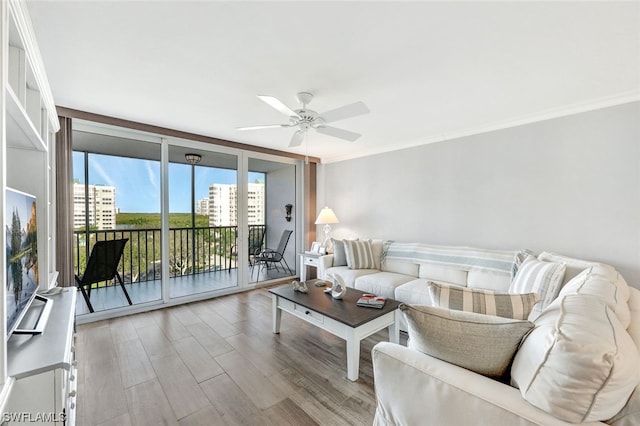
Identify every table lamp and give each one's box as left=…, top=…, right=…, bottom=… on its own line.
left=315, top=206, right=339, bottom=252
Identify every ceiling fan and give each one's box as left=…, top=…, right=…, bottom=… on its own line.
left=237, top=92, right=369, bottom=147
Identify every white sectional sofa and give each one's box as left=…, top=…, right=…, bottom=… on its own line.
left=318, top=240, right=640, bottom=425
left=319, top=239, right=522, bottom=330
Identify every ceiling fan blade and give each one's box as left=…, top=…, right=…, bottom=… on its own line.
left=236, top=124, right=290, bottom=131
left=316, top=126, right=361, bottom=142
left=257, top=95, right=301, bottom=118
left=289, top=130, right=305, bottom=147
left=319, top=101, right=369, bottom=123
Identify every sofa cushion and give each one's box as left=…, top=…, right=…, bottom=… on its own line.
left=400, top=304, right=534, bottom=378
left=428, top=281, right=539, bottom=320
left=508, top=255, right=566, bottom=318
left=330, top=238, right=347, bottom=266
left=394, top=279, right=439, bottom=306
left=418, top=263, right=468, bottom=286
left=466, top=269, right=512, bottom=292
left=537, top=251, right=600, bottom=286
left=607, top=287, right=640, bottom=426
left=354, top=272, right=415, bottom=299
left=556, top=264, right=631, bottom=329
left=382, top=258, right=419, bottom=277
left=325, top=266, right=377, bottom=287
left=344, top=239, right=376, bottom=269
left=511, top=294, right=640, bottom=423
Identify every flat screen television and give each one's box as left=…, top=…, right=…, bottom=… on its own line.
left=5, top=187, right=45, bottom=337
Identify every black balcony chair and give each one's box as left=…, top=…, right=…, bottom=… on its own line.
left=75, top=238, right=132, bottom=313
left=228, top=227, right=265, bottom=273
left=253, top=230, right=293, bottom=278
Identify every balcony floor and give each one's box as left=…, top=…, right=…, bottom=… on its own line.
left=75, top=264, right=295, bottom=316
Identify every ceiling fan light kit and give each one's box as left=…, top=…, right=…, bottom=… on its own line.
left=238, top=92, right=369, bottom=147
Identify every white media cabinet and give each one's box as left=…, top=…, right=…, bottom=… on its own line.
left=0, top=0, right=61, bottom=415
left=5, top=289, right=77, bottom=426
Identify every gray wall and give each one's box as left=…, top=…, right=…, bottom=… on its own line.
left=322, top=102, right=640, bottom=286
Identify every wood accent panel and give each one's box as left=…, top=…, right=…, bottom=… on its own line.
left=56, top=106, right=321, bottom=163
left=305, top=161, right=317, bottom=267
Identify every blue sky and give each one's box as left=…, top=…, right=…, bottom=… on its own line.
left=73, top=152, right=263, bottom=213
left=6, top=188, right=36, bottom=232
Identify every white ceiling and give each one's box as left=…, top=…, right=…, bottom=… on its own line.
left=27, top=1, right=640, bottom=163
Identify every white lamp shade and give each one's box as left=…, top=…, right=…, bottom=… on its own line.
left=315, top=207, right=339, bottom=225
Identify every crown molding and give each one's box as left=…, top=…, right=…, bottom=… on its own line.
left=322, top=91, right=640, bottom=164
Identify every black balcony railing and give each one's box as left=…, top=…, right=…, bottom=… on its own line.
left=73, top=224, right=266, bottom=289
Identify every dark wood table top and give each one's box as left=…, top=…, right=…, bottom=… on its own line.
left=269, top=280, right=401, bottom=328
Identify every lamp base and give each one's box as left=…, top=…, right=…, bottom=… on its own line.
left=320, top=224, right=332, bottom=253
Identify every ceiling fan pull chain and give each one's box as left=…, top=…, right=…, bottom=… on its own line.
left=305, top=131, right=309, bottom=165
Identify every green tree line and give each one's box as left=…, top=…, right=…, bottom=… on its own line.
left=74, top=213, right=238, bottom=286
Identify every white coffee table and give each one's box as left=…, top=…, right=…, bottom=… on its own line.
left=269, top=281, right=400, bottom=381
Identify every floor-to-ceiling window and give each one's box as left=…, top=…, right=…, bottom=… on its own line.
left=72, top=126, right=163, bottom=315
left=70, top=120, right=303, bottom=319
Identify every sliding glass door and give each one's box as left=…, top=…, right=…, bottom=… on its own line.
left=247, top=156, right=298, bottom=284
left=71, top=120, right=303, bottom=319
left=167, top=144, right=238, bottom=299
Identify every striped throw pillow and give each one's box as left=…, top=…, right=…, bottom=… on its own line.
left=344, top=239, right=376, bottom=270
left=509, top=256, right=566, bottom=316
left=427, top=281, right=540, bottom=320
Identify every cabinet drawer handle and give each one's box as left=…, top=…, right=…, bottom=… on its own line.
left=70, top=374, right=75, bottom=381
left=69, top=390, right=76, bottom=398
left=305, top=310, right=310, bottom=315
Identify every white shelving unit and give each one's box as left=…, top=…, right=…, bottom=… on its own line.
left=1, top=0, right=60, bottom=415
left=5, top=290, right=77, bottom=426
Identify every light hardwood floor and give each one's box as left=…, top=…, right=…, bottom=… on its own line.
left=76, top=286, right=405, bottom=425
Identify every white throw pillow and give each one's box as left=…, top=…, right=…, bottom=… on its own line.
left=401, top=304, right=533, bottom=378
left=556, top=264, right=631, bottom=329
left=537, top=251, right=599, bottom=285
left=427, top=281, right=539, bottom=320
left=509, top=255, right=566, bottom=318
left=344, top=239, right=376, bottom=269
left=511, top=294, right=640, bottom=423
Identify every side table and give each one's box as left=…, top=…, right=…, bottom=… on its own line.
left=298, top=252, right=322, bottom=281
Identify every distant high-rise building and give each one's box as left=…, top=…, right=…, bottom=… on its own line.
left=196, top=197, right=209, bottom=216
left=73, top=182, right=117, bottom=230
left=208, top=183, right=264, bottom=226
left=247, top=182, right=265, bottom=225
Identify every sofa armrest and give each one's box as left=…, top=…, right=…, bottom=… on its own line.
left=317, top=254, right=334, bottom=280
left=372, top=342, right=606, bottom=426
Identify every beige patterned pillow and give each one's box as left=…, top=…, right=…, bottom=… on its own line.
left=400, top=304, right=534, bottom=378
left=428, top=281, right=540, bottom=320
